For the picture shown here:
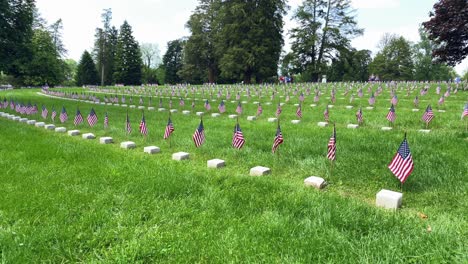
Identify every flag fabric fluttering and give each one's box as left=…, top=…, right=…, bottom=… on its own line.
left=179, top=98, right=185, bottom=106
left=51, top=107, right=57, bottom=121
left=438, top=95, right=445, bottom=105
left=296, top=104, right=302, bottom=118
left=236, top=101, right=242, bottom=114
left=356, top=107, right=363, bottom=124
left=41, top=105, right=48, bottom=119
left=164, top=116, right=175, bottom=139
left=327, top=124, right=336, bottom=161
left=275, top=103, right=282, bottom=117
left=388, top=135, right=414, bottom=184
left=323, top=106, right=329, bottom=122
left=204, top=100, right=211, bottom=111
left=391, top=95, right=398, bottom=105
left=126, top=112, right=132, bottom=134
left=87, top=108, right=98, bottom=127
left=59, top=107, right=67, bottom=123
left=422, top=105, right=434, bottom=124
left=256, top=103, right=263, bottom=116
left=462, top=103, right=468, bottom=119
left=74, top=109, right=83, bottom=126
left=104, top=112, right=109, bottom=128
left=218, top=100, right=226, bottom=113
left=414, top=96, right=419, bottom=107
left=368, top=93, right=375, bottom=105
left=139, top=113, right=148, bottom=135
left=232, top=122, right=245, bottom=149
left=193, top=120, right=205, bottom=148
left=272, top=124, right=284, bottom=153
left=386, top=104, right=396, bottom=123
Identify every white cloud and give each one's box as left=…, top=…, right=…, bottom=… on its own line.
left=351, top=0, right=400, bottom=9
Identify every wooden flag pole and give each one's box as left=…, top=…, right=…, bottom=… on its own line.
left=277, top=117, right=280, bottom=159
left=168, top=111, right=172, bottom=148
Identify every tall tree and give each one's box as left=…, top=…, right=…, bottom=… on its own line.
left=140, top=43, right=161, bottom=69
left=369, top=35, right=414, bottom=81
left=215, top=0, right=287, bottom=83
left=423, top=0, right=468, bottom=66
left=93, top=8, right=118, bottom=85
left=0, top=0, right=35, bottom=76
left=162, top=39, right=185, bottom=84
left=328, top=48, right=371, bottom=82
left=290, top=0, right=363, bottom=82
left=113, top=21, right=142, bottom=85
left=75, top=50, right=99, bottom=86
left=48, top=18, right=66, bottom=57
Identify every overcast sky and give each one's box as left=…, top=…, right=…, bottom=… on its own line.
left=36, top=0, right=467, bottom=75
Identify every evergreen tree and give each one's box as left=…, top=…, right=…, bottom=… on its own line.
left=93, top=9, right=118, bottom=85
left=162, top=39, right=185, bottom=84
left=290, top=0, right=363, bottom=82
left=113, top=21, right=142, bottom=85
left=76, top=50, right=99, bottom=86
left=328, top=48, right=371, bottom=82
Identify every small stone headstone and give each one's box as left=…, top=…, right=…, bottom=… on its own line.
left=129, top=105, right=136, bottom=108
left=35, top=122, right=45, bottom=127
left=265, top=102, right=272, bottom=105
left=211, top=113, right=220, bottom=117
left=120, top=141, right=136, bottom=149
left=376, top=189, right=403, bottom=210
left=158, top=108, right=166, bottom=112
left=82, top=133, right=95, bottom=139
left=268, top=117, right=277, bottom=122
left=366, top=107, right=374, bottom=110
left=345, top=106, right=353, bottom=109
left=207, top=159, right=225, bottom=168
left=247, top=116, right=257, bottom=121
left=182, top=110, right=191, bottom=115
left=44, top=124, right=55, bottom=130
left=19, top=118, right=28, bottom=122
left=253, top=101, right=259, bottom=104
left=68, top=130, right=80, bottom=136
left=228, top=114, right=237, bottom=119
left=412, top=109, right=420, bottom=112
left=291, top=120, right=301, bottom=124
left=304, top=176, right=326, bottom=189
left=172, top=152, right=189, bottom=161
left=328, top=105, right=334, bottom=108
left=27, top=120, right=36, bottom=125
left=170, top=109, right=178, bottom=113
left=147, top=107, right=155, bottom=111
left=317, top=122, right=328, bottom=127
left=230, top=100, right=236, bottom=103
left=121, top=104, right=127, bottom=107
left=100, top=102, right=106, bottom=105
left=418, top=129, right=430, bottom=133
left=294, top=103, right=299, bottom=107
left=381, top=127, right=392, bottom=131
left=99, top=137, right=113, bottom=144
left=280, top=103, right=285, bottom=106
left=241, top=101, right=248, bottom=104
left=144, top=146, right=160, bottom=154
left=55, top=127, right=66, bottom=133
left=347, top=124, right=359, bottom=129
left=12, top=116, right=20, bottom=121
left=137, top=106, right=145, bottom=109
left=310, top=104, right=317, bottom=107
left=196, top=112, right=204, bottom=116
left=250, top=166, right=271, bottom=176
left=438, top=110, right=446, bottom=113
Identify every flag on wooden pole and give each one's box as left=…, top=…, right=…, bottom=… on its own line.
left=126, top=111, right=132, bottom=134
left=139, top=112, right=148, bottom=136
left=272, top=123, right=283, bottom=153
left=356, top=107, right=363, bottom=124
left=327, top=124, right=336, bottom=161
left=87, top=108, right=98, bottom=127
left=193, top=119, right=205, bottom=147
left=386, top=104, right=396, bottom=123
left=232, top=122, right=245, bottom=149
left=164, top=116, right=175, bottom=139
left=462, top=103, right=468, bottom=119
left=388, top=134, right=414, bottom=184
left=104, top=111, right=109, bottom=128
left=422, top=105, right=434, bottom=124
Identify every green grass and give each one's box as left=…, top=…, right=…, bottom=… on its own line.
left=0, top=84, right=467, bottom=262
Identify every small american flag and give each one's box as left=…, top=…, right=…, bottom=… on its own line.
left=299, top=92, right=304, bottom=102
left=232, top=122, right=245, bottom=149
left=422, top=105, right=434, bottom=124
left=139, top=113, right=148, bottom=135
left=51, top=107, right=57, bottom=121
left=314, top=93, right=319, bottom=102
left=104, top=112, right=109, bottom=128
left=41, top=105, right=48, bottom=119
left=204, top=100, right=211, bottom=111
left=438, top=95, right=445, bottom=105
left=386, top=104, right=396, bottom=123
left=59, top=107, right=67, bottom=123
left=368, top=93, right=375, bottom=105
left=358, top=88, right=363, bottom=97
left=391, top=95, right=398, bottom=105
left=192, top=120, right=205, bottom=148
left=324, top=106, right=329, bottom=122
left=388, top=135, right=414, bottom=183
left=462, top=103, right=468, bottom=119
left=74, top=109, right=83, bottom=126
left=87, top=108, right=98, bottom=127
left=272, top=124, right=283, bottom=153
left=414, top=96, right=419, bottom=107
left=236, top=101, right=242, bottom=114
left=296, top=104, right=302, bottom=118
left=179, top=98, right=185, bottom=106
left=275, top=103, right=282, bottom=117
left=164, top=116, right=174, bottom=139
left=218, top=100, right=226, bottom=113
left=436, top=86, right=441, bottom=94
left=257, top=103, right=263, bottom=116
left=126, top=112, right=132, bottom=134
left=356, top=107, right=363, bottom=124
left=327, top=124, right=336, bottom=161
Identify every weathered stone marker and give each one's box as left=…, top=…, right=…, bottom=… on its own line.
left=120, top=141, right=136, bottom=149
left=182, top=110, right=191, bottom=115
left=304, top=176, right=326, bottom=189
left=418, top=129, right=430, bottom=133
left=170, top=109, right=178, bottom=113
left=249, top=166, right=271, bottom=176
left=19, top=118, right=28, bottom=122
left=247, top=116, right=257, bottom=121
left=207, top=159, right=225, bottom=168
left=55, top=127, right=67, bottom=133
left=376, top=189, right=403, bottom=210
left=268, top=117, right=277, bottom=122
left=158, top=108, right=166, bottom=112
left=347, top=124, right=359, bottom=129
left=35, top=122, right=45, bottom=127
left=196, top=112, right=204, bottom=116
left=27, top=120, right=36, bottom=125
left=366, top=107, right=374, bottom=110
left=99, top=137, right=113, bottom=144
left=144, top=146, right=160, bottom=154
left=412, top=109, right=419, bottom=112
left=291, top=120, right=301, bottom=124
left=317, top=122, right=328, bottom=127
left=68, top=130, right=80, bottom=136
left=137, top=106, right=145, bottom=109
left=228, top=114, right=238, bottom=119
left=381, top=127, right=393, bottom=131
left=82, top=133, right=95, bottom=139
left=148, top=107, right=155, bottom=111
left=44, top=124, right=55, bottom=130
left=172, top=152, right=189, bottom=161
left=345, top=106, right=353, bottom=109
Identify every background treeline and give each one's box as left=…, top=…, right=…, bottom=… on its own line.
left=0, top=0, right=465, bottom=86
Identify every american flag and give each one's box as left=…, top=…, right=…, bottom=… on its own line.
left=324, top=106, right=329, bottom=122
left=391, top=95, right=398, bottom=105
left=438, top=95, right=445, bottom=105
left=462, top=103, right=468, bottom=119
left=272, top=124, right=283, bottom=153
left=41, top=105, right=48, bottom=119
left=74, top=109, right=83, bottom=126
left=104, top=112, right=109, bottom=128
left=236, top=102, right=242, bottom=114
left=179, top=98, right=185, bottom=106
left=204, top=100, right=211, bottom=111
left=218, top=100, right=226, bottom=113
left=32, top=104, right=38, bottom=114
left=414, top=96, right=419, bottom=107
left=236, top=92, right=240, bottom=100
left=232, top=122, right=245, bottom=149
left=299, top=92, right=304, bottom=102
left=164, top=116, right=174, bottom=139
left=59, top=107, right=67, bottom=123
left=257, top=103, right=263, bottom=116
left=296, top=104, right=302, bottom=118
left=358, top=88, right=363, bottom=97
left=386, top=104, right=396, bottom=123
left=436, top=86, right=441, bottom=94
left=422, top=105, right=434, bottom=124
left=126, top=112, right=132, bottom=134
left=51, top=107, right=57, bottom=121
left=192, top=120, right=205, bottom=147
left=388, top=135, right=414, bottom=183
left=275, top=103, right=282, bottom=117
left=327, top=124, right=336, bottom=161
left=368, top=93, right=375, bottom=105
left=314, top=93, right=319, bottom=102
left=87, top=108, right=98, bottom=127
left=139, top=113, right=148, bottom=135
left=356, top=107, right=363, bottom=123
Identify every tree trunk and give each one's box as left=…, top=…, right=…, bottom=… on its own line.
left=243, top=68, right=252, bottom=84
left=316, top=0, right=331, bottom=79
left=208, top=67, right=215, bottom=84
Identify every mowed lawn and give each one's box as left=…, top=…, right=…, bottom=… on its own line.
left=0, top=85, right=467, bottom=262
